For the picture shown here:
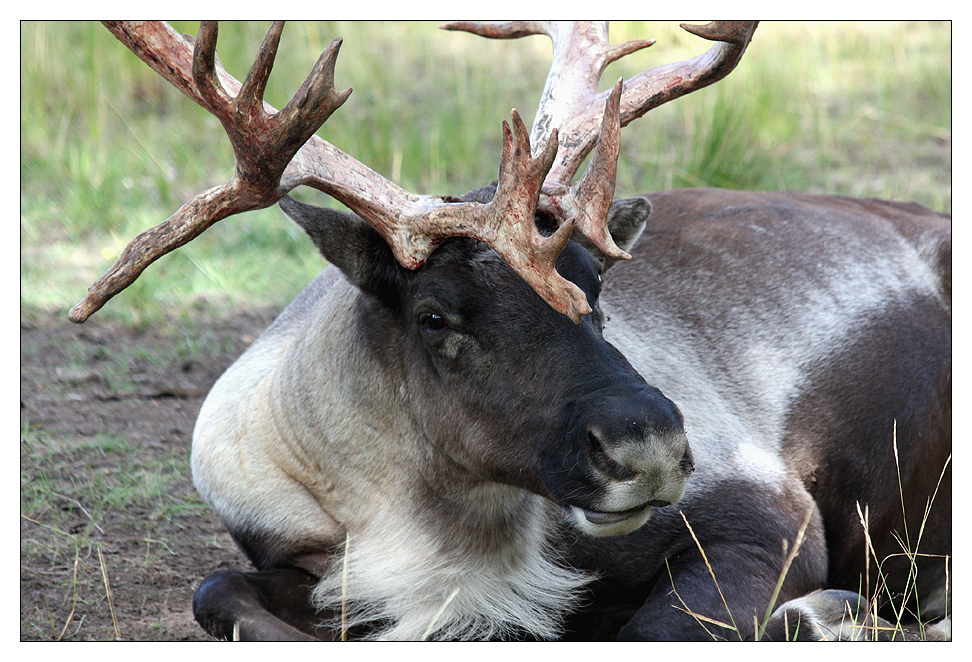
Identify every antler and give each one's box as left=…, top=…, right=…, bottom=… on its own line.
left=441, top=20, right=759, bottom=260
left=71, top=21, right=757, bottom=325
left=70, top=21, right=594, bottom=323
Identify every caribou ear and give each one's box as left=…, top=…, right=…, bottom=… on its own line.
left=278, top=195, right=403, bottom=306
left=607, top=196, right=651, bottom=254
left=583, top=195, right=651, bottom=271
left=572, top=196, right=650, bottom=270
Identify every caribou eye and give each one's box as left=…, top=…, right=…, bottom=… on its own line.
left=420, top=312, right=448, bottom=331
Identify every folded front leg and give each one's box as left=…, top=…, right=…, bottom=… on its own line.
left=617, top=509, right=828, bottom=641
left=193, top=567, right=331, bottom=641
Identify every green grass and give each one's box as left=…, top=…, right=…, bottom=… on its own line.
left=21, top=420, right=198, bottom=542
left=21, top=21, right=951, bottom=325
left=21, top=411, right=211, bottom=640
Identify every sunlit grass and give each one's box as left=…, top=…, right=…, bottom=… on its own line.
left=21, top=21, right=951, bottom=326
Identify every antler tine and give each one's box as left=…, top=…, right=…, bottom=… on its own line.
left=550, top=21, right=759, bottom=183
left=679, top=21, right=755, bottom=47
left=619, top=21, right=759, bottom=126
left=236, top=21, right=281, bottom=109
left=192, top=21, right=232, bottom=109
left=440, top=21, right=555, bottom=40
left=539, top=79, right=627, bottom=261
left=442, top=21, right=654, bottom=166
left=476, top=112, right=590, bottom=322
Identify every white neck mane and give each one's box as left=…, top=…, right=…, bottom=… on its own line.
left=310, top=487, right=591, bottom=640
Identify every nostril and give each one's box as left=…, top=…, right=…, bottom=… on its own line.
left=679, top=455, right=695, bottom=476
left=587, top=430, right=638, bottom=481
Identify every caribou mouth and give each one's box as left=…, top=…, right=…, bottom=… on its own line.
left=578, top=502, right=653, bottom=525
left=565, top=500, right=664, bottom=537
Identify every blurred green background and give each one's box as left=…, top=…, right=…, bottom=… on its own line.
left=20, top=21, right=951, bottom=327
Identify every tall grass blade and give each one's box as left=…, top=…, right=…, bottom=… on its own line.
left=755, top=504, right=815, bottom=640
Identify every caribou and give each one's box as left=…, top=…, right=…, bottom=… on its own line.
left=71, top=21, right=951, bottom=641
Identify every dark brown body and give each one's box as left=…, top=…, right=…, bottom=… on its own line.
left=192, top=188, right=950, bottom=640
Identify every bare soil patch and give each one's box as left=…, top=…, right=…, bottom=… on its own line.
left=20, top=307, right=276, bottom=641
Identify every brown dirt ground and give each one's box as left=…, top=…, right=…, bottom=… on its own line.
left=20, top=306, right=277, bottom=641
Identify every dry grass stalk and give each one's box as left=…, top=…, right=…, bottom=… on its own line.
left=856, top=500, right=893, bottom=640
left=421, top=588, right=462, bottom=641
left=97, top=545, right=121, bottom=640
left=53, top=492, right=105, bottom=535
left=664, top=559, right=733, bottom=640
left=678, top=510, right=740, bottom=638
left=55, top=549, right=80, bottom=641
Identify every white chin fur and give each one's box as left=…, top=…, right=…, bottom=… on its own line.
left=566, top=505, right=654, bottom=537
